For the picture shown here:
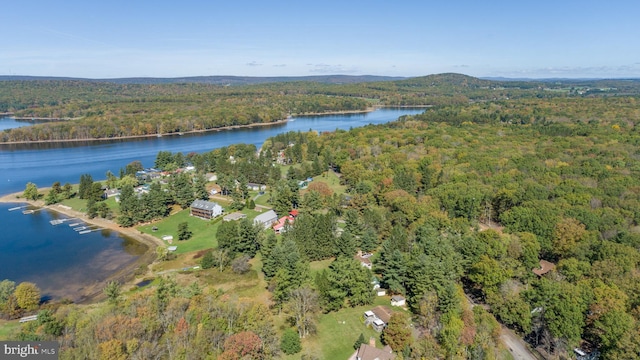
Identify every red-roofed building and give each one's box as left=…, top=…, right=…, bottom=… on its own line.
left=273, top=215, right=295, bottom=234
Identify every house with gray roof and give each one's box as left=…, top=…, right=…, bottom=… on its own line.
left=190, top=199, right=223, bottom=220
left=253, top=210, right=278, bottom=229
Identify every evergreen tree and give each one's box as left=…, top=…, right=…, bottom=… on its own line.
left=280, top=328, right=302, bottom=355
left=193, top=173, right=209, bottom=200
left=360, top=227, right=378, bottom=253
left=117, top=184, right=138, bottom=227
left=177, top=222, right=192, bottom=241
left=86, top=197, right=98, bottom=219
left=353, top=333, right=366, bottom=350
left=260, top=232, right=279, bottom=279
left=236, top=218, right=260, bottom=257
left=217, top=221, right=239, bottom=255
left=171, top=172, right=195, bottom=208
left=200, top=250, right=215, bottom=269
left=78, top=174, right=93, bottom=199
left=103, top=281, right=121, bottom=305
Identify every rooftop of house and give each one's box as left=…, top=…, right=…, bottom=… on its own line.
left=533, top=260, right=556, bottom=276
left=354, top=343, right=395, bottom=360
left=254, top=210, right=278, bottom=223
left=371, top=306, right=394, bottom=324
left=190, top=199, right=221, bottom=211
left=223, top=212, right=247, bottom=221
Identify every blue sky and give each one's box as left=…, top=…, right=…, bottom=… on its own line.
left=1, top=1, right=638, bottom=79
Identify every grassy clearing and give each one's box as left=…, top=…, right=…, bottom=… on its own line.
left=139, top=205, right=272, bottom=255
left=253, top=191, right=272, bottom=207
left=60, top=197, right=87, bottom=211
left=309, top=258, right=333, bottom=277
left=314, top=170, right=346, bottom=195
left=283, top=297, right=390, bottom=359
left=0, top=320, right=21, bottom=340
left=195, top=257, right=269, bottom=301
left=138, top=209, right=218, bottom=254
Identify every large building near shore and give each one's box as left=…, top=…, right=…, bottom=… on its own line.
left=190, top=199, right=223, bottom=220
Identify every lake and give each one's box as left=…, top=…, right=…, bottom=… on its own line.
left=0, top=202, right=147, bottom=302
left=0, top=108, right=424, bottom=300
left=0, top=109, right=424, bottom=195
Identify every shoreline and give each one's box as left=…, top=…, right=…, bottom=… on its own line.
left=0, top=191, right=162, bottom=303
left=0, top=106, right=430, bottom=145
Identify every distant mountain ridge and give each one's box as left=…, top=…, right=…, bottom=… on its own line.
left=0, top=74, right=405, bottom=85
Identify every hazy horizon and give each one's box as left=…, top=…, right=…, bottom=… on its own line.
left=2, top=1, right=639, bottom=79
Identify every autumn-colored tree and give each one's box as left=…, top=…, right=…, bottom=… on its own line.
left=552, top=217, right=587, bottom=258
left=382, top=312, right=412, bottom=352
left=220, top=331, right=263, bottom=360
left=14, top=282, right=40, bottom=311
left=98, top=339, right=127, bottom=360
left=306, top=181, right=333, bottom=198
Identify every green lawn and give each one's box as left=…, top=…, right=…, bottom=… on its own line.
left=313, top=170, right=346, bottom=195
left=138, top=206, right=272, bottom=255
left=60, top=197, right=87, bottom=211
left=283, top=297, right=390, bottom=359
left=253, top=191, right=272, bottom=207
left=138, top=209, right=218, bottom=254
left=0, top=320, right=21, bottom=340
left=309, top=258, right=333, bottom=277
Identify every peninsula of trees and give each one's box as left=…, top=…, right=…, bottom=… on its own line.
left=2, top=74, right=639, bottom=143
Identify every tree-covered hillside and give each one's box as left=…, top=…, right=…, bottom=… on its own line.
left=3, top=74, right=639, bottom=143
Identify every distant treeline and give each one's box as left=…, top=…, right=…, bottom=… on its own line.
left=2, top=73, right=640, bottom=142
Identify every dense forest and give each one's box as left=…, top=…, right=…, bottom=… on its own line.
left=2, top=74, right=639, bottom=142
left=3, top=75, right=640, bottom=359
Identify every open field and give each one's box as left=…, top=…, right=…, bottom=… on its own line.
left=281, top=296, right=393, bottom=359
left=138, top=208, right=218, bottom=254
left=0, top=320, right=21, bottom=340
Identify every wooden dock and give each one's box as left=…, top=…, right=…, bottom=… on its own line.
left=8, top=205, right=28, bottom=211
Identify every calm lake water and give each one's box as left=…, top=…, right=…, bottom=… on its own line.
left=0, top=109, right=424, bottom=195
left=0, top=108, right=424, bottom=300
left=0, top=202, right=146, bottom=301
left=0, top=117, right=32, bottom=131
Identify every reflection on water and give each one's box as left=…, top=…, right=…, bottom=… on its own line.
left=0, top=203, right=145, bottom=302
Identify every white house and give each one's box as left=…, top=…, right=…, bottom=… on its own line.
left=247, top=183, right=267, bottom=191
left=391, top=295, right=406, bottom=307
left=253, top=210, right=278, bottom=229
left=190, top=199, right=223, bottom=220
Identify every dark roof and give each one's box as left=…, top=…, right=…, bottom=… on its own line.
left=190, top=199, right=220, bottom=211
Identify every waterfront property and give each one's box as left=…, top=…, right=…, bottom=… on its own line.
left=190, top=199, right=223, bottom=220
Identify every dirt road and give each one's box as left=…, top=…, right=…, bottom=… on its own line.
left=501, top=325, right=539, bottom=360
